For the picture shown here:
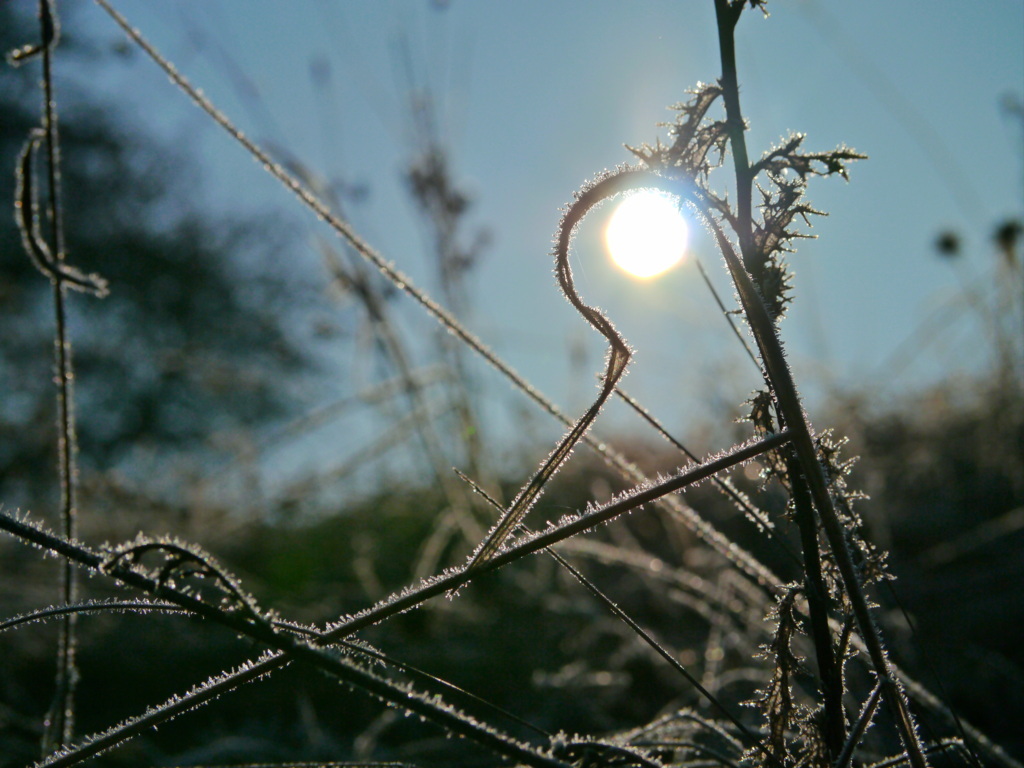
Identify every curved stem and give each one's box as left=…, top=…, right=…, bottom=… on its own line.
left=466, top=173, right=634, bottom=569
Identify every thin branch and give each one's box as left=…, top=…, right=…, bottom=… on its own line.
left=613, top=386, right=785, bottom=545
left=0, top=599, right=186, bottom=633
left=693, top=255, right=760, bottom=369
left=835, top=681, right=883, bottom=768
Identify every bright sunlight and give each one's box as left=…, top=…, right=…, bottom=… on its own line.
left=605, top=190, right=689, bottom=279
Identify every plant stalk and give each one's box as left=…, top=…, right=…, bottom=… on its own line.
left=714, top=0, right=756, bottom=277
left=38, top=0, right=78, bottom=751
left=712, top=3, right=928, bottom=765
left=788, top=452, right=846, bottom=759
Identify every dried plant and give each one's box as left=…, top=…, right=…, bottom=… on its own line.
left=1, top=2, right=1018, bottom=768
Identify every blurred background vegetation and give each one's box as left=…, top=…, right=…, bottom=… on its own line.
left=1, top=2, right=1021, bottom=766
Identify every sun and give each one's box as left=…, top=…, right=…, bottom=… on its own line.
left=605, top=190, right=689, bottom=279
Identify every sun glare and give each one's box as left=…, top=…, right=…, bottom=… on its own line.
left=605, top=190, right=689, bottom=279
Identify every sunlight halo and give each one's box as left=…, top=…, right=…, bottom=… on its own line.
left=604, top=190, right=689, bottom=279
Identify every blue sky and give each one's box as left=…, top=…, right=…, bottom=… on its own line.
left=73, top=1, right=1023, bottom=454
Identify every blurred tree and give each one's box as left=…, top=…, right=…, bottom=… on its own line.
left=0, top=4, right=318, bottom=510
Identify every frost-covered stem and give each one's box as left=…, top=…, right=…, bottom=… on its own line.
left=787, top=452, right=845, bottom=758
left=714, top=0, right=756, bottom=279
left=465, top=166, right=635, bottom=570
left=37, top=0, right=78, bottom=751
left=712, top=4, right=928, bottom=765
left=721, top=213, right=928, bottom=768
